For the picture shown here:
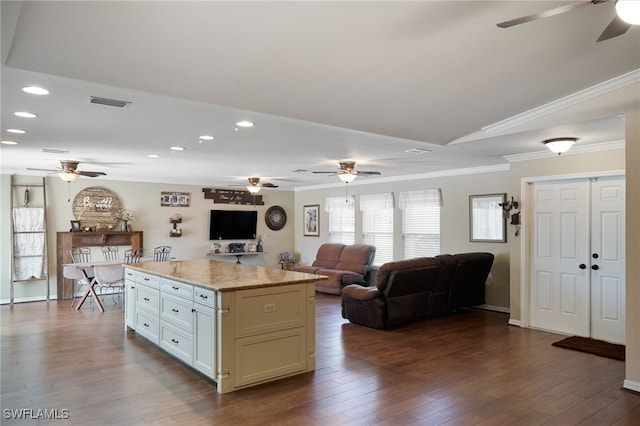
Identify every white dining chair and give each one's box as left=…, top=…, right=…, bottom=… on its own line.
left=101, top=245, right=119, bottom=261
left=152, top=245, right=172, bottom=262
left=94, top=264, right=126, bottom=310
left=64, top=264, right=94, bottom=309
left=68, top=247, right=95, bottom=308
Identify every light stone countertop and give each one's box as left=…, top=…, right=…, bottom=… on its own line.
left=125, top=259, right=327, bottom=292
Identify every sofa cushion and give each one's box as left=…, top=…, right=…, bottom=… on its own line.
left=334, top=244, right=376, bottom=275
left=310, top=243, right=345, bottom=269
left=375, top=257, right=440, bottom=292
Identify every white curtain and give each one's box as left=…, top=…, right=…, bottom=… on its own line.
left=398, top=189, right=441, bottom=209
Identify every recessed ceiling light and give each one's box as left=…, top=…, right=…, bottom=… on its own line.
left=236, top=121, right=254, bottom=128
left=147, top=154, right=160, bottom=158
left=14, top=111, right=37, bottom=118
left=7, top=129, right=26, bottom=134
left=405, top=148, right=431, bottom=154
left=170, top=146, right=185, bottom=151
left=199, top=135, right=214, bottom=140
left=1, top=140, right=18, bottom=145
left=22, top=86, right=49, bottom=95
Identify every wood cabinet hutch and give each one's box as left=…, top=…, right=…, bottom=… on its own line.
left=56, top=231, right=143, bottom=299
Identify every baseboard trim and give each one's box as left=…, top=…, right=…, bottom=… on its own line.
left=508, top=318, right=522, bottom=327
left=623, top=380, right=640, bottom=393
left=0, top=295, right=56, bottom=305
left=477, top=304, right=510, bottom=314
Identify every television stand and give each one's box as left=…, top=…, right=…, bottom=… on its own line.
left=207, top=251, right=266, bottom=264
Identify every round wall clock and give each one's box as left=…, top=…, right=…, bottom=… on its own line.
left=265, top=205, right=287, bottom=231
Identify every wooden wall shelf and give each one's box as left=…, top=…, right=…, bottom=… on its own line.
left=56, top=231, right=143, bottom=300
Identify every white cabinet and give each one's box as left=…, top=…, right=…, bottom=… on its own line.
left=124, top=270, right=136, bottom=329
left=193, top=287, right=215, bottom=379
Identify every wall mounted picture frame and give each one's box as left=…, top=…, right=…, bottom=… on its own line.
left=469, top=193, right=507, bottom=242
left=160, top=192, right=190, bottom=207
left=303, top=205, right=319, bottom=236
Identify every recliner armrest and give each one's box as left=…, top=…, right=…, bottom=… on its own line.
left=342, top=284, right=381, bottom=301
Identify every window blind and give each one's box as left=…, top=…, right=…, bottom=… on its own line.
left=360, top=193, right=394, bottom=265
left=399, top=189, right=441, bottom=258
left=325, top=196, right=355, bottom=244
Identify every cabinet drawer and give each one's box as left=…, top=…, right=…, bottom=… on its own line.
left=124, top=268, right=136, bottom=282
left=160, top=322, right=193, bottom=365
left=161, top=279, right=194, bottom=300
left=161, top=293, right=193, bottom=332
left=136, top=284, right=160, bottom=315
left=137, top=271, right=160, bottom=289
left=194, top=287, right=215, bottom=309
left=135, top=310, right=160, bottom=345
left=234, top=284, right=307, bottom=337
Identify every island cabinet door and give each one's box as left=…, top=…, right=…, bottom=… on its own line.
left=124, top=276, right=136, bottom=330
left=193, top=302, right=216, bottom=379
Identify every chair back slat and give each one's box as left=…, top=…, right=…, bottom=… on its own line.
left=124, top=248, right=143, bottom=264
left=153, top=246, right=172, bottom=262
left=70, top=247, right=91, bottom=264
left=101, top=246, right=119, bottom=261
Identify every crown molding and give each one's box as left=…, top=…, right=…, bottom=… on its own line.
left=295, top=163, right=510, bottom=191
left=503, top=140, right=625, bottom=163
left=482, top=69, right=640, bottom=135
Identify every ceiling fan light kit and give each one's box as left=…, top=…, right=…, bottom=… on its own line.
left=58, top=171, right=79, bottom=182
left=338, top=173, right=357, bottom=183
left=616, top=0, right=640, bottom=24
left=542, top=137, right=578, bottom=155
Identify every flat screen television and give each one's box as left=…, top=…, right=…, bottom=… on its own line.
left=209, top=210, right=257, bottom=240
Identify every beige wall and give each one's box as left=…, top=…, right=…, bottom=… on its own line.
left=294, top=168, right=512, bottom=310
left=1, top=175, right=295, bottom=302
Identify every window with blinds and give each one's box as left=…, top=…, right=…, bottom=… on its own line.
left=325, top=196, right=355, bottom=245
left=360, top=193, right=394, bottom=265
left=399, top=189, right=441, bottom=258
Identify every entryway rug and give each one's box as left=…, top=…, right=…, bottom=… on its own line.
left=552, top=336, right=625, bottom=361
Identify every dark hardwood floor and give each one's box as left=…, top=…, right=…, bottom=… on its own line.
left=2, top=294, right=639, bottom=425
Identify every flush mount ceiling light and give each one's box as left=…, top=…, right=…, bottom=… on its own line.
left=405, top=148, right=431, bottom=154
left=1, top=140, right=19, bottom=145
left=236, top=121, right=254, bottom=128
left=14, top=111, right=37, bottom=118
left=616, top=0, right=640, bottom=25
left=170, top=146, right=185, bottom=152
left=542, top=137, right=578, bottom=155
left=147, top=154, right=160, bottom=158
left=22, top=86, right=49, bottom=95
left=7, top=128, right=26, bottom=134
left=199, top=135, right=214, bottom=140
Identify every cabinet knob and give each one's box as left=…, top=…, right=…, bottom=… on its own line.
left=591, top=265, right=600, bottom=270
left=579, top=264, right=586, bottom=269
left=171, top=308, right=179, bottom=313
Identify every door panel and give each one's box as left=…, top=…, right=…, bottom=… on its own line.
left=590, top=178, right=625, bottom=344
left=530, top=180, right=589, bottom=336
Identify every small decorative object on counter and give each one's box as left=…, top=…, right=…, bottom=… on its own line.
left=170, top=213, right=182, bottom=237
left=255, top=234, right=264, bottom=252
left=116, top=208, right=135, bottom=232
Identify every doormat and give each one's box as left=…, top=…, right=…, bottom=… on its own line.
left=552, top=336, right=625, bottom=361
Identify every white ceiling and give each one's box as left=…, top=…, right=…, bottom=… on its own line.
left=1, top=1, right=638, bottom=190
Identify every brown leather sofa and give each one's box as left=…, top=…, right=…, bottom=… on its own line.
left=341, top=252, right=494, bottom=329
left=293, top=243, right=376, bottom=295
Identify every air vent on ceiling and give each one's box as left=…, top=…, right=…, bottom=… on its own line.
left=89, top=96, right=131, bottom=108
left=42, top=148, right=69, bottom=154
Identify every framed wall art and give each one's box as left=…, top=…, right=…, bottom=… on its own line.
left=469, top=193, right=506, bottom=242
left=303, top=205, right=319, bottom=237
left=161, top=192, right=190, bottom=207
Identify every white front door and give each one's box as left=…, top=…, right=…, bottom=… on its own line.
left=530, top=180, right=590, bottom=337
left=590, top=177, right=626, bottom=344
left=529, top=177, right=626, bottom=343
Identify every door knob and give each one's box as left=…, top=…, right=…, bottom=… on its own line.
left=579, top=264, right=586, bottom=269
left=591, top=265, right=599, bottom=270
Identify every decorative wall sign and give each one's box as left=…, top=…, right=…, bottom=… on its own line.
left=202, top=188, right=264, bottom=205
left=265, top=205, right=287, bottom=231
left=161, top=192, right=190, bottom=207
left=72, top=186, right=123, bottom=230
left=303, top=205, right=319, bottom=236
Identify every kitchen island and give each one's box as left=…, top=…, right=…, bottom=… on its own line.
left=124, top=259, right=326, bottom=394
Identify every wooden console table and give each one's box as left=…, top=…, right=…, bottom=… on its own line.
left=56, top=231, right=143, bottom=299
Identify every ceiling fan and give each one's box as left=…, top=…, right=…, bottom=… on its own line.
left=497, top=0, right=639, bottom=42
left=28, top=160, right=107, bottom=182
left=231, top=177, right=279, bottom=194
left=313, top=161, right=381, bottom=183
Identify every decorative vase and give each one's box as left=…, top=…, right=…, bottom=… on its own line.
left=118, top=219, right=128, bottom=232
left=257, top=241, right=263, bottom=252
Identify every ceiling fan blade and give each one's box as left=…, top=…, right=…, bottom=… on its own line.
left=312, top=171, right=337, bottom=174
left=261, top=183, right=279, bottom=188
left=497, top=0, right=595, bottom=28
left=77, top=171, right=107, bottom=177
left=26, top=167, right=58, bottom=172
left=597, top=15, right=631, bottom=42
left=355, top=171, right=382, bottom=176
